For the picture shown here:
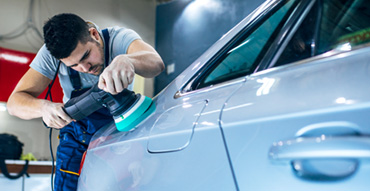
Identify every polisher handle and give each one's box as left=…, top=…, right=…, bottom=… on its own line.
left=63, top=83, right=137, bottom=121
left=63, top=84, right=107, bottom=120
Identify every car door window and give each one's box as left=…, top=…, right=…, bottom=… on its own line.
left=193, top=0, right=297, bottom=90
left=191, top=0, right=370, bottom=92
left=275, top=0, right=370, bottom=66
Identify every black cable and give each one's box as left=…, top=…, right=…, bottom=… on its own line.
left=43, top=60, right=61, bottom=191
left=48, top=127, right=54, bottom=191
left=22, top=174, right=25, bottom=191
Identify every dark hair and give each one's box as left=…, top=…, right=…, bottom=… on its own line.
left=43, top=13, right=90, bottom=59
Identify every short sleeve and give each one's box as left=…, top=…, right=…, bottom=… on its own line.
left=29, top=44, right=60, bottom=80
left=109, top=27, right=142, bottom=59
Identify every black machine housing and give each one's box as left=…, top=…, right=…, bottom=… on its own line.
left=63, top=84, right=140, bottom=120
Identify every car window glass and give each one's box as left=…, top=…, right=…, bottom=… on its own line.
left=275, top=0, right=370, bottom=66
left=195, top=0, right=296, bottom=90
left=321, top=0, right=370, bottom=51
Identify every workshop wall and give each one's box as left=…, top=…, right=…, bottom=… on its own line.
left=0, top=47, right=64, bottom=103
left=0, top=0, right=156, bottom=160
left=0, top=0, right=156, bottom=53
left=0, top=107, right=60, bottom=161
left=154, top=0, right=264, bottom=94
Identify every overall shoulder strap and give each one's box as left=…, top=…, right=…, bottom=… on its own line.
left=68, top=28, right=110, bottom=90
left=68, top=68, right=82, bottom=90
left=102, top=28, right=110, bottom=67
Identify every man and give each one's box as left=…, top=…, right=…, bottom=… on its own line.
left=7, top=13, right=164, bottom=191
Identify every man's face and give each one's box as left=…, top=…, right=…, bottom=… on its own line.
left=61, top=37, right=105, bottom=76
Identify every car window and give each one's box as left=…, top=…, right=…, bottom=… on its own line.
left=275, top=0, right=370, bottom=66
left=193, top=0, right=297, bottom=90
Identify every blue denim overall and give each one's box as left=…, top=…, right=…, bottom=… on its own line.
left=54, top=29, right=112, bottom=191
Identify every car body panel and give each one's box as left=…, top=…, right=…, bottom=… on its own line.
left=147, top=100, right=207, bottom=153
left=79, top=124, right=236, bottom=191
left=78, top=73, right=246, bottom=190
left=221, top=47, right=370, bottom=190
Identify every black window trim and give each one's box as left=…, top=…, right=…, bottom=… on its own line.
left=256, top=0, right=315, bottom=71
left=175, top=0, right=307, bottom=99
left=191, top=0, right=294, bottom=91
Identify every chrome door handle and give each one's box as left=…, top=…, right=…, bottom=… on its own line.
left=269, top=136, right=370, bottom=180
left=269, top=136, right=370, bottom=161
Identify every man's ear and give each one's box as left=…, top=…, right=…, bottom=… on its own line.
left=89, top=28, right=100, bottom=41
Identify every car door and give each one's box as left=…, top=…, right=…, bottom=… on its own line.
left=220, top=0, right=370, bottom=190
left=222, top=52, right=370, bottom=190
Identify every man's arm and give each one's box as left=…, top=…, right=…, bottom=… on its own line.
left=98, top=39, right=164, bottom=94
left=7, top=68, right=73, bottom=129
left=126, top=39, right=165, bottom=78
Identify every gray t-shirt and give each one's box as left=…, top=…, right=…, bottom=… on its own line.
left=30, top=26, right=141, bottom=103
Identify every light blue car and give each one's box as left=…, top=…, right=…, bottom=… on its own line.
left=78, top=0, right=370, bottom=190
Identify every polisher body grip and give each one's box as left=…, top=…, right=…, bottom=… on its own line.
left=63, top=83, right=137, bottom=121
left=63, top=83, right=154, bottom=132
left=63, top=84, right=106, bottom=120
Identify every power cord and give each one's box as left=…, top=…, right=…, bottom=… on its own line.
left=43, top=60, right=61, bottom=191
left=48, top=128, right=54, bottom=191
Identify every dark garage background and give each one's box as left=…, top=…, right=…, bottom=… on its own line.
left=155, top=0, right=263, bottom=94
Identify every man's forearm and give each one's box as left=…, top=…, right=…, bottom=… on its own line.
left=126, top=51, right=164, bottom=78
left=7, top=92, right=48, bottom=120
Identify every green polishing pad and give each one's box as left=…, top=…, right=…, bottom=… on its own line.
left=114, top=95, right=155, bottom=132
left=119, top=101, right=156, bottom=132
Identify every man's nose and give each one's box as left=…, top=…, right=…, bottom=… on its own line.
left=80, top=62, right=91, bottom=72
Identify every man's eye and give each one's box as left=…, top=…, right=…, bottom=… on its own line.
left=68, top=64, right=78, bottom=68
left=81, top=50, right=90, bottom=61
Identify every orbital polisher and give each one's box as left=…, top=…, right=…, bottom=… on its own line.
left=63, top=83, right=155, bottom=132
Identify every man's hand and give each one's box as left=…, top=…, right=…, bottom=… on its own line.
left=42, top=101, right=75, bottom=129
left=98, top=55, right=135, bottom=95
left=97, top=39, right=164, bottom=95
